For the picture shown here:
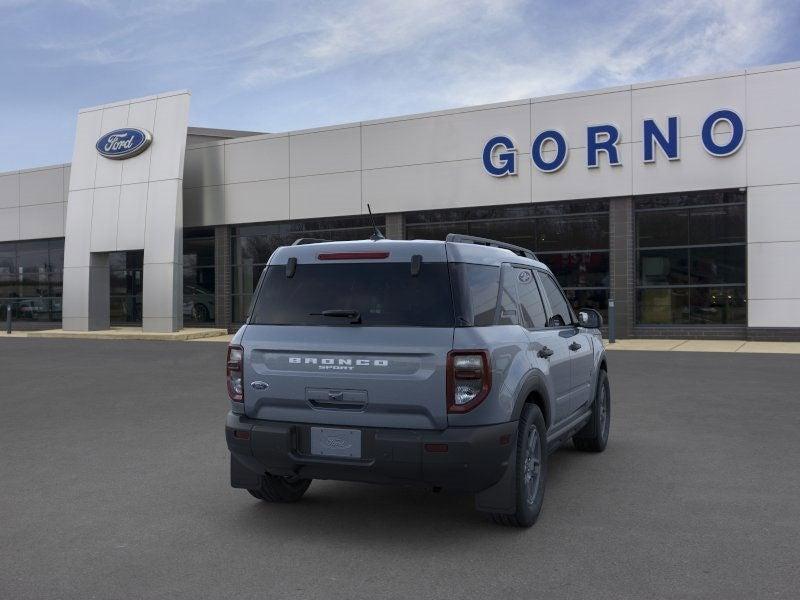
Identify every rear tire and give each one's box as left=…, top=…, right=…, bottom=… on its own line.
left=491, top=403, right=547, bottom=528
left=573, top=369, right=610, bottom=453
left=247, top=473, right=311, bottom=503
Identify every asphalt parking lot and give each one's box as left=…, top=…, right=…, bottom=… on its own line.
left=1, top=339, right=798, bottom=599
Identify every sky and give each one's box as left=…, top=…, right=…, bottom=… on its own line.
left=0, top=0, right=798, bottom=171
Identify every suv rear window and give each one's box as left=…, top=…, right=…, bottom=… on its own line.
left=250, top=263, right=454, bottom=327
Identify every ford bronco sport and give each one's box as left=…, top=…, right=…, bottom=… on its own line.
left=225, top=234, right=610, bottom=527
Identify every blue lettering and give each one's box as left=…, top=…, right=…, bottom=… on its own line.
left=531, top=130, right=568, bottom=173
left=482, top=135, right=517, bottom=176
left=587, top=124, right=621, bottom=168
left=701, top=109, right=745, bottom=157
left=643, top=116, right=679, bottom=162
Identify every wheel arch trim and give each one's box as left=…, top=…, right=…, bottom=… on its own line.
left=511, top=370, right=553, bottom=429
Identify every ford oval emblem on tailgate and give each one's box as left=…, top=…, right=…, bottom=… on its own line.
left=250, top=381, right=269, bottom=390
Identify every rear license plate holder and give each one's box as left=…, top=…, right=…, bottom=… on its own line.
left=310, top=427, right=362, bottom=458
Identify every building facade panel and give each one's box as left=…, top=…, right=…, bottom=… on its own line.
left=69, top=109, right=104, bottom=192
left=533, top=88, right=632, bottom=148
left=631, top=140, right=747, bottom=195
left=745, top=66, right=800, bottom=130
left=184, top=144, right=224, bottom=189
left=148, top=93, right=190, bottom=183
left=184, top=185, right=225, bottom=228
left=363, top=157, right=532, bottom=213
left=748, top=241, right=800, bottom=300
left=748, top=299, right=800, bottom=327
left=224, top=178, right=290, bottom=225
left=121, top=99, right=158, bottom=185
left=20, top=201, right=65, bottom=240
left=746, top=126, right=800, bottom=186
left=631, top=74, right=746, bottom=141
left=362, top=102, right=530, bottom=169
left=63, top=189, right=93, bottom=268
left=224, top=135, right=288, bottom=184
left=289, top=126, right=361, bottom=177
left=0, top=172, right=19, bottom=209
left=290, top=171, right=362, bottom=220
left=116, top=183, right=149, bottom=251
left=0, top=207, right=19, bottom=239
left=143, top=179, right=182, bottom=264
left=747, top=184, right=800, bottom=243
left=531, top=144, right=633, bottom=202
left=19, top=166, right=64, bottom=206
left=89, top=186, right=121, bottom=252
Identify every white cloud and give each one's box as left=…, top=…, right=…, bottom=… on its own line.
left=236, top=0, right=522, bottom=88
left=213, top=0, right=785, bottom=116
left=433, top=0, right=783, bottom=106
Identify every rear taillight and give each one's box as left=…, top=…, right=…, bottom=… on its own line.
left=447, top=350, right=491, bottom=413
left=227, top=345, right=244, bottom=402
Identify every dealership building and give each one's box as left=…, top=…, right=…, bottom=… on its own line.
left=1, top=60, right=799, bottom=339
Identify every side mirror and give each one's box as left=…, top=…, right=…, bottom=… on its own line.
left=577, top=308, right=603, bottom=329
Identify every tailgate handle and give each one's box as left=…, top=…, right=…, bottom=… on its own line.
left=307, top=388, right=368, bottom=411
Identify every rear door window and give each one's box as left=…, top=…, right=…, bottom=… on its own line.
left=538, top=271, right=574, bottom=327
left=514, top=268, right=547, bottom=328
left=250, top=262, right=454, bottom=327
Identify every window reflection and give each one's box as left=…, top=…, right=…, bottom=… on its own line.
left=0, top=238, right=64, bottom=323
left=635, top=190, right=746, bottom=325
left=405, top=201, right=611, bottom=320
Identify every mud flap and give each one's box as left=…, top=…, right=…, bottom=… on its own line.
left=474, top=441, right=517, bottom=515
left=230, top=454, right=263, bottom=489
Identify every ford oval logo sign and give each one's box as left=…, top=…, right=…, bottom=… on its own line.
left=95, top=128, right=152, bottom=160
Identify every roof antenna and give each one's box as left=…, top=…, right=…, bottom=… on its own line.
left=366, top=204, right=385, bottom=241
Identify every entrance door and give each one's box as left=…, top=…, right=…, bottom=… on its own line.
left=109, top=251, right=143, bottom=325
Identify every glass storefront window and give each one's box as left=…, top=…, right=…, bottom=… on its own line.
left=183, top=228, right=216, bottom=325
left=0, top=238, right=64, bottom=322
left=109, top=250, right=143, bottom=325
left=635, top=190, right=746, bottom=325
left=405, top=201, right=611, bottom=320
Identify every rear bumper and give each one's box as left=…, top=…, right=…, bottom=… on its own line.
left=226, top=412, right=517, bottom=493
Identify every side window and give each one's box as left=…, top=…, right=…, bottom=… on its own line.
left=450, top=263, right=500, bottom=326
left=497, top=264, right=519, bottom=325
left=467, top=265, right=500, bottom=326
left=515, top=268, right=547, bottom=328
left=539, top=272, right=573, bottom=327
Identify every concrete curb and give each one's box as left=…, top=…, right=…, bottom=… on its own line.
left=604, top=339, right=800, bottom=354
left=2, top=332, right=798, bottom=352
left=13, top=327, right=228, bottom=341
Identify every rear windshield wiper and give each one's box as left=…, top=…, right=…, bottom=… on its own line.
left=310, top=309, right=362, bottom=324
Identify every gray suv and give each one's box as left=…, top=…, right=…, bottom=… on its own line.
left=225, top=234, right=610, bottom=527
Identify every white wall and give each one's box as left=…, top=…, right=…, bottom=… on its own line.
left=743, top=64, right=800, bottom=328
left=62, top=91, right=190, bottom=332
left=0, top=164, right=69, bottom=242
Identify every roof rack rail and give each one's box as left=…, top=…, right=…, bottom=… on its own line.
left=291, top=238, right=331, bottom=246
left=445, top=233, right=537, bottom=260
